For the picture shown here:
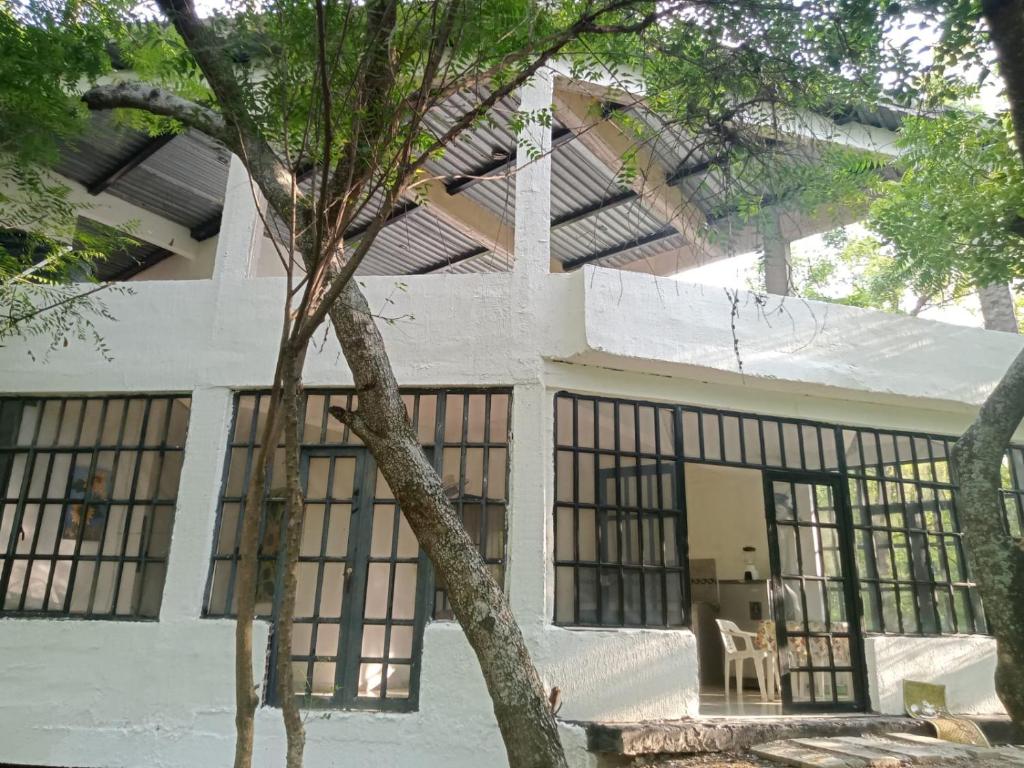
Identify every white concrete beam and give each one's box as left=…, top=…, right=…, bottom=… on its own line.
left=2, top=164, right=205, bottom=260
left=159, top=387, right=235, bottom=621
left=744, top=104, right=902, bottom=157
left=763, top=211, right=792, bottom=295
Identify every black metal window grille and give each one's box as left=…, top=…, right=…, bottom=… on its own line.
left=0, top=395, right=190, bottom=619
left=843, top=429, right=985, bottom=635
left=204, top=389, right=510, bottom=711
left=554, top=396, right=687, bottom=627
left=1001, top=447, right=1024, bottom=538
left=554, top=391, right=996, bottom=636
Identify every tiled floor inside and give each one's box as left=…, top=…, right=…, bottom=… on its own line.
left=700, top=685, right=784, bottom=717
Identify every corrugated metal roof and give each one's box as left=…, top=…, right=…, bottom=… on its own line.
left=454, top=176, right=516, bottom=225
left=104, top=130, right=228, bottom=230
left=422, top=89, right=521, bottom=178
left=358, top=207, right=484, bottom=275
left=589, top=231, right=689, bottom=270
left=53, top=88, right=899, bottom=278
left=430, top=250, right=510, bottom=274
left=73, top=217, right=170, bottom=281
left=53, top=112, right=153, bottom=186
left=551, top=202, right=666, bottom=264
left=550, top=142, right=627, bottom=218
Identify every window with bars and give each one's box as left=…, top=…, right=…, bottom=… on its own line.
left=1001, top=447, right=1024, bottom=538
left=204, top=389, right=510, bottom=711
left=554, top=391, right=997, bottom=636
left=554, top=396, right=687, bottom=627
left=0, top=396, right=190, bottom=619
left=843, top=429, right=985, bottom=635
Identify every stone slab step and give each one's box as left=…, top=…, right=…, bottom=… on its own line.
left=751, top=734, right=1024, bottom=768
left=830, top=736, right=963, bottom=764
left=791, top=737, right=902, bottom=767
left=884, top=734, right=1024, bottom=767
left=752, top=741, right=869, bottom=768
left=584, top=716, right=929, bottom=756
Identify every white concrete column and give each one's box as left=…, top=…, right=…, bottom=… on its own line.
left=213, top=155, right=263, bottom=283
left=513, top=69, right=555, bottom=276
left=159, top=386, right=235, bottom=622
left=763, top=212, right=792, bottom=296
left=506, top=381, right=553, bottom=631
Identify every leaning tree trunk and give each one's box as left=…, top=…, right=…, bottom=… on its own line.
left=966, top=0, right=1024, bottom=733
left=977, top=282, right=1019, bottom=333
left=326, top=278, right=567, bottom=768
left=951, top=346, right=1024, bottom=732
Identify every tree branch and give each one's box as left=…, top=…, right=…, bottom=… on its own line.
left=82, top=81, right=230, bottom=142
left=152, top=0, right=305, bottom=221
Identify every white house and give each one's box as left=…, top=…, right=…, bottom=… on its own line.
left=0, top=71, right=1018, bottom=768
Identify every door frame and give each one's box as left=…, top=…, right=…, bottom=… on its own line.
left=265, top=446, right=432, bottom=712
left=762, top=468, right=869, bottom=714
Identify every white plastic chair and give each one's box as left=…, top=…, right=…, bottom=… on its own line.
left=716, top=618, right=770, bottom=702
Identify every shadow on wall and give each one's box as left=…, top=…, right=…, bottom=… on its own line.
left=866, top=636, right=1006, bottom=715
left=532, top=625, right=699, bottom=723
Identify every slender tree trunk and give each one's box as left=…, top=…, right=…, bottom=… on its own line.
left=234, top=410, right=281, bottom=768
left=326, top=279, right=567, bottom=768
left=233, top=333, right=292, bottom=768
left=978, top=282, right=1019, bottom=333
left=951, top=346, right=1024, bottom=732
left=275, top=343, right=307, bottom=768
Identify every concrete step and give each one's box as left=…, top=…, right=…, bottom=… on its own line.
left=748, top=734, right=1024, bottom=768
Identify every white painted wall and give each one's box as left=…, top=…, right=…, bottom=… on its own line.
left=864, top=635, right=1005, bottom=716
left=131, top=238, right=216, bottom=281
left=1, top=131, right=1019, bottom=768
left=684, top=463, right=770, bottom=581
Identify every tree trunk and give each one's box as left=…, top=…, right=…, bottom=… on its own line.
left=326, top=278, right=567, bottom=768
left=965, top=0, right=1024, bottom=733
left=978, top=282, right=1019, bottom=333
left=982, top=0, right=1024, bottom=160
left=275, top=344, right=307, bottom=768
left=234, top=413, right=279, bottom=768
left=951, top=346, right=1024, bottom=732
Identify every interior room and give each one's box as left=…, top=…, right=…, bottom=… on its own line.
left=685, top=462, right=783, bottom=716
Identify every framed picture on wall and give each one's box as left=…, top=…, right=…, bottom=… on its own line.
left=62, top=466, right=110, bottom=542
